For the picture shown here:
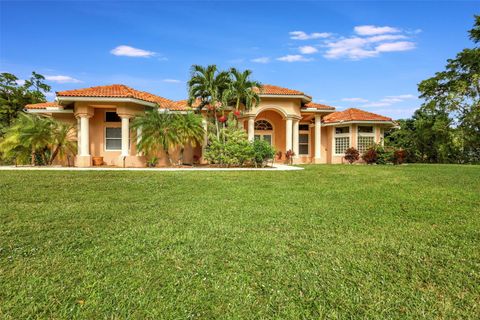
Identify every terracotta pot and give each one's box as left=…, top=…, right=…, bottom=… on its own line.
left=92, top=156, right=104, bottom=166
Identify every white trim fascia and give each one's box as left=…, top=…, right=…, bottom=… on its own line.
left=26, top=109, right=73, bottom=114
left=259, top=94, right=311, bottom=102
left=57, top=96, right=158, bottom=108
left=301, top=108, right=335, bottom=113
left=323, top=120, right=395, bottom=127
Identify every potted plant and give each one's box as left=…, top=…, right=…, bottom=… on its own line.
left=92, top=156, right=104, bottom=166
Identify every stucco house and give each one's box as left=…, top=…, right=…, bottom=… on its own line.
left=25, top=84, right=395, bottom=167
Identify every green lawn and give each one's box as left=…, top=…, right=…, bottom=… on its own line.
left=1, top=165, right=479, bottom=319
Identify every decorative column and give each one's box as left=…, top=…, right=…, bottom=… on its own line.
left=120, top=115, right=131, bottom=157
left=314, top=114, right=322, bottom=163
left=76, top=117, right=81, bottom=155
left=247, top=116, right=255, bottom=142
left=292, top=119, right=299, bottom=158
left=75, top=113, right=92, bottom=167
left=285, top=117, right=293, bottom=152
left=80, top=115, right=90, bottom=156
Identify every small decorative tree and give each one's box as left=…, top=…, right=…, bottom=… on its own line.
left=362, top=148, right=378, bottom=164
left=285, top=149, right=295, bottom=165
left=344, top=147, right=359, bottom=164
left=393, top=149, right=407, bottom=165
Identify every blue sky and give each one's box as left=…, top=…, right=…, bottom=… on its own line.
left=0, top=1, right=478, bottom=119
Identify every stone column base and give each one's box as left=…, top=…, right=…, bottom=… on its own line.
left=76, top=155, right=92, bottom=167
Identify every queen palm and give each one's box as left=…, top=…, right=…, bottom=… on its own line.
left=187, top=64, right=231, bottom=139
left=174, top=112, right=205, bottom=165
left=132, top=110, right=181, bottom=166
left=15, top=113, right=53, bottom=165
left=226, top=68, right=262, bottom=112
left=48, top=122, right=77, bottom=165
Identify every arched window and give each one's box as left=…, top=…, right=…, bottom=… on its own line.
left=254, top=120, right=273, bottom=131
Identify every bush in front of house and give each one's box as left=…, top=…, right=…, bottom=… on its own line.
left=362, top=148, right=378, bottom=164
left=393, top=149, right=407, bottom=165
left=252, top=139, right=275, bottom=167
left=344, top=147, right=360, bottom=164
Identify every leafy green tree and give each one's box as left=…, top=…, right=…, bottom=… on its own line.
left=418, top=15, right=480, bottom=162
left=0, top=72, right=51, bottom=134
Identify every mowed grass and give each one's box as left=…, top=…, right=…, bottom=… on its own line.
left=0, top=165, right=479, bottom=319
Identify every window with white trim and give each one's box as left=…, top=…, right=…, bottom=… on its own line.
left=298, top=123, right=310, bottom=155
left=254, top=120, right=273, bottom=145
left=105, top=127, right=122, bottom=150
left=357, top=126, right=375, bottom=153
left=334, top=126, right=350, bottom=155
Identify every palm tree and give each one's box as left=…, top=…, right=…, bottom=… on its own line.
left=131, top=110, right=181, bottom=166
left=48, top=122, right=77, bottom=165
left=174, top=112, right=205, bottom=165
left=187, top=65, right=231, bottom=139
left=226, top=68, right=262, bottom=112
left=14, top=113, right=53, bottom=165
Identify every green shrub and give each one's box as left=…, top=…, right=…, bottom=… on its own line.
left=252, top=139, right=275, bottom=167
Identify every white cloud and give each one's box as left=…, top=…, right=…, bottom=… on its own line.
left=324, top=37, right=378, bottom=60
left=277, top=55, right=313, bottom=62
left=251, top=57, right=270, bottom=63
left=162, top=79, right=182, bottom=83
left=354, top=25, right=400, bottom=36
left=362, top=94, right=417, bottom=108
left=375, top=41, right=416, bottom=52
left=366, top=34, right=407, bottom=42
left=110, top=45, right=155, bottom=57
left=298, top=46, right=318, bottom=54
left=45, top=75, right=82, bottom=83
left=341, top=97, right=369, bottom=103
left=289, top=31, right=331, bottom=40
left=15, top=79, right=25, bottom=86
left=386, top=94, right=416, bottom=99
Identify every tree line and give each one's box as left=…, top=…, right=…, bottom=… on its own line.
left=385, top=15, right=480, bottom=163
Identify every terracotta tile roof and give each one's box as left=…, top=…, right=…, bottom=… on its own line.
left=323, top=108, right=392, bottom=123
left=254, top=84, right=307, bottom=96
left=169, top=100, right=194, bottom=111
left=57, top=84, right=173, bottom=107
left=25, top=102, right=62, bottom=109
left=303, top=102, right=336, bottom=110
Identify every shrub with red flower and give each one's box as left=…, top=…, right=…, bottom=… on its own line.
left=393, top=149, right=407, bottom=165
left=344, top=147, right=360, bottom=164
left=218, top=115, right=227, bottom=123
left=362, top=148, right=378, bottom=164
left=233, top=110, right=241, bottom=117
left=206, top=104, right=215, bottom=111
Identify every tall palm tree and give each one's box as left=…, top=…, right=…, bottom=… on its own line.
left=226, top=68, right=262, bottom=112
left=187, top=65, right=231, bottom=139
left=174, top=112, right=205, bottom=165
left=131, top=110, right=181, bottom=166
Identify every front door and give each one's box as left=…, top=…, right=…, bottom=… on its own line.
left=254, top=133, right=272, bottom=145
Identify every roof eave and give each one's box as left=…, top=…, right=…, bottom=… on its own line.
left=259, top=93, right=312, bottom=103
left=322, top=120, right=395, bottom=126
left=56, top=96, right=158, bottom=108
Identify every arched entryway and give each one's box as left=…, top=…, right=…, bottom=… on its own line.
left=254, top=119, right=274, bottom=145
left=254, top=108, right=287, bottom=159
